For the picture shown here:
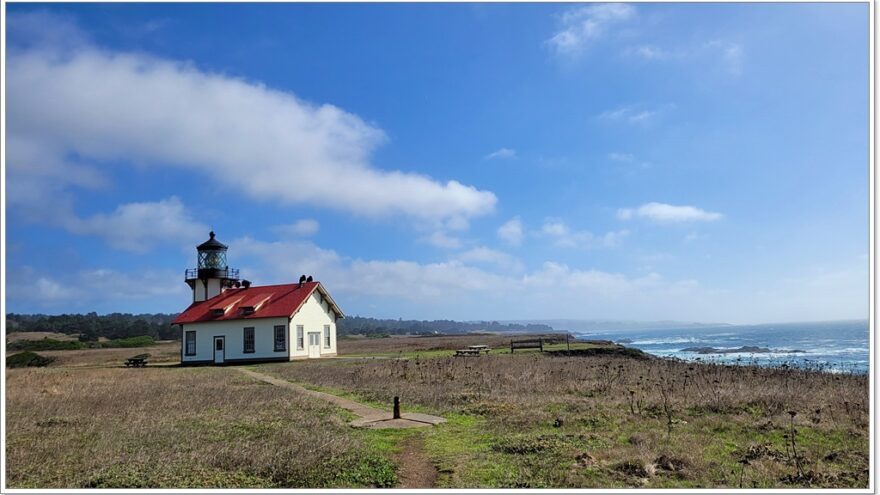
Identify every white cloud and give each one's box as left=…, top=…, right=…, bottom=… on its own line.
left=10, top=239, right=864, bottom=323
left=598, top=104, right=674, bottom=126
left=628, top=44, right=672, bottom=60
left=7, top=266, right=186, bottom=307
left=608, top=152, right=652, bottom=170
left=227, top=236, right=709, bottom=320
left=617, top=202, right=723, bottom=223
left=457, top=246, right=524, bottom=272
left=65, top=197, right=207, bottom=253
left=683, top=232, right=701, bottom=243
left=608, top=152, right=635, bottom=162
left=273, top=219, right=320, bottom=237
left=705, top=40, right=744, bottom=75
left=547, top=4, right=636, bottom=57
left=599, top=229, right=631, bottom=247
left=421, top=231, right=464, bottom=249
left=540, top=219, right=629, bottom=248
left=230, top=237, right=508, bottom=300
left=542, top=219, right=570, bottom=237
left=6, top=27, right=497, bottom=227
left=497, top=217, right=524, bottom=247
left=484, top=148, right=517, bottom=160
left=625, top=40, right=744, bottom=76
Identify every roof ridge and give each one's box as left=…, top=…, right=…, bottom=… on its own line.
left=228, top=281, right=318, bottom=289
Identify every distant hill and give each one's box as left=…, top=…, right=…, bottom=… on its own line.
left=499, top=319, right=730, bottom=333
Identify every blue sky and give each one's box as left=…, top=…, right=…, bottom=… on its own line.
left=5, top=3, right=869, bottom=323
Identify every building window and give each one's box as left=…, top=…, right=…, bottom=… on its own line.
left=185, top=331, right=196, bottom=356
left=297, top=325, right=304, bottom=350
left=274, top=325, right=286, bottom=352
left=243, top=327, right=255, bottom=353
left=324, top=325, right=331, bottom=348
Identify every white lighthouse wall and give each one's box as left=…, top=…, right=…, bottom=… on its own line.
left=192, top=278, right=226, bottom=303
left=193, top=280, right=206, bottom=302
left=206, top=279, right=223, bottom=299
left=289, top=291, right=337, bottom=359
left=180, top=317, right=290, bottom=364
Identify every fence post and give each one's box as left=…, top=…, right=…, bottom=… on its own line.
left=393, top=396, right=401, bottom=419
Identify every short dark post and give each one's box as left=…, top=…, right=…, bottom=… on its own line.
left=566, top=333, right=570, bottom=352
left=393, top=396, right=401, bottom=419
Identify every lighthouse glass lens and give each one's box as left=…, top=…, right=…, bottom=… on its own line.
left=199, top=250, right=227, bottom=269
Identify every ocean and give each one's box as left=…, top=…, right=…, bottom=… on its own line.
left=575, top=320, right=869, bottom=374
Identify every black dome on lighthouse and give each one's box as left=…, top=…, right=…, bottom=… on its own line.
left=197, top=231, right=228, bottom=251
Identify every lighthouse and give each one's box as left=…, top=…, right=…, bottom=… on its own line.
left=185, top=231, right=240, bottom=302
left=174, top=230, right=344, bottom=364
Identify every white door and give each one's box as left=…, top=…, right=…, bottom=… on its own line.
left=308, top=332, right=321, bottom=358
left=214, top=337, right=225, bottom=364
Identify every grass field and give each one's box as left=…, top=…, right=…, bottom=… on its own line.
left=5, top=335, right=869, bottom=488
left=6, top=355, right=396, bottom=488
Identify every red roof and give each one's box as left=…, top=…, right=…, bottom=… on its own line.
left=172, top=281, right=343, bottom=325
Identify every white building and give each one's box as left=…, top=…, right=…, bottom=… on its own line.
left=173, top=232, right=344, bottom=364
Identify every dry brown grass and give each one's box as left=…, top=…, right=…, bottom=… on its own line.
left=34, top=341, right=181, bottom=368
left=275, top=351, right=867, bottom=427
left=263, top=335, right=869, bottom=488
left=338, top=333, right=569, bottom=355
left=5, top=365, right=395, bottom=488
left=6, top=334, right=868, bottom=489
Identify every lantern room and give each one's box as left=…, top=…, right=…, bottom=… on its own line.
left=186, top=231, right=240, bottom=302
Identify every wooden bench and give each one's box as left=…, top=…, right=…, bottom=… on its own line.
left=510, top=339, right=544, bottom=353
left=124, top=354, right=150, bottom=368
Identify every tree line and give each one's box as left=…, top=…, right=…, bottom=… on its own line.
left=6, top=313, right=554, bottom=341
left=7, top=313, right=178, bottom=341
left=336, top=316, right=554, bottom=337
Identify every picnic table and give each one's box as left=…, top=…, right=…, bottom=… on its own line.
left=124, top=354, right=149, bottom=368
left=455, top=345, right=491, bottom=357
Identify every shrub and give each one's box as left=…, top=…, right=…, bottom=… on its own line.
left=7, top=351, right=55, bottom=368
left=7, top=339, right=85, bottom=351
left=100, top=336, right=156, bottom=348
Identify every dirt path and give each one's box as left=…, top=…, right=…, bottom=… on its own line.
left=394, top=433, right=439, bottom=488
left=236, top=367, right=445, bottom=428
left=238, top=367, right=441, bottom=487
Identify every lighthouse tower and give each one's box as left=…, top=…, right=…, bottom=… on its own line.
left=185, top=231, right=240, bottom=303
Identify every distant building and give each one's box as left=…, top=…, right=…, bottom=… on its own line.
left=172, top=232, right=343, bottom=364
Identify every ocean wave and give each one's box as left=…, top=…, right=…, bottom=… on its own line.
left=630, top=337, right=700, bottom=345
left=793, top=347, right=868, bottom=357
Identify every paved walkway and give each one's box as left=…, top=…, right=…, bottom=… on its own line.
left=236, top=367, right=446, bottom=429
